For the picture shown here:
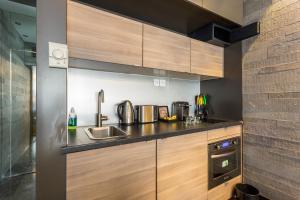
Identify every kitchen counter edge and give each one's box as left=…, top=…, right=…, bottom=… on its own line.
left=62, top=121, right=243, bottom=154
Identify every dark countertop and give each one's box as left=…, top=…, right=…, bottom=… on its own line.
left=62, top=119, right=242, bottom=154
left=230, top=196, right=269, bottom=200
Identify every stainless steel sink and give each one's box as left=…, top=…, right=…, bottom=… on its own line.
left=85, top=126, right=127, bottom=140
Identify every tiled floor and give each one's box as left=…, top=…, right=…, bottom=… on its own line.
left=0, top=173, right=36, bottom=200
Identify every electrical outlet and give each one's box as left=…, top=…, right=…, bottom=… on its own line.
left=154, top=79, right=160, bottom=87
left=160, top=79, right=166, bottom=87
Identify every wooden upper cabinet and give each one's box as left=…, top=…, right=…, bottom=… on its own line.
left=67, top=141, right=156, bottom=200
left=157, top=132, right=208, bottom=200
left=67, top=1, right=143, bottom=66
left=67, top=1, right=229, bottom=77
left=143, top=25, right=190, bottom=73
left=203, top=0, right=243, bottom=25
left=191, top=39, right=224, bottom=77
left=186, top=0, right=203, bottom=7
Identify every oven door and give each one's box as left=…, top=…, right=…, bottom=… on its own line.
left=212, top=149, right=237, bottom=177
left=208, top=139, right=241, bottom=189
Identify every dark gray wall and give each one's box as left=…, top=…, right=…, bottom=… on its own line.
left=201, top=42, right=242, bottom=121
left=36, top=0, right=67, bottom=199
left=243, top=0, right=300, bottom=199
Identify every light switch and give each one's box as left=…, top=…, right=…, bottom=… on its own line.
left=49, top=42, right=68, bottom=68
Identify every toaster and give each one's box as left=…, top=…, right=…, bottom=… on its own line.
left=135, top=105, right=158, bottom=123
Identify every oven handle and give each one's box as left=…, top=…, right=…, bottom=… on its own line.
left=211, top=151, right=236, bottom=159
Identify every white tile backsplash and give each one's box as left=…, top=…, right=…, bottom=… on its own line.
left=68, top=68, right=200, bottom=126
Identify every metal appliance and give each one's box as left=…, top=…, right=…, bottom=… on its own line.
left=171, top=101, right=190, bottom=121
left=117, top=100, right=135, bottom=125
left=208, top=137, right=241, bottom=189
left=97, top=90, right=108, bottom=127
left=135, top=105, right=158, bottom=124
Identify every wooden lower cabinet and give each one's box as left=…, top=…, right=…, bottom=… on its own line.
left=66, top=141, right=156, bottom=200
left=157, top=132, right=208, bottom=200
left=207, top=125, right=242, bottom=144
left=208, top=175, right=242, bottom=200
left=67, top=127, right=242, bottom=200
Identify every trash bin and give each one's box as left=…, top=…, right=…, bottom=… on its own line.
left=234, top=183, right=260, bottom=200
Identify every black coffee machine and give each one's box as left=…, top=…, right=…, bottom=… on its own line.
left=171, top=101, right=190, bottom=121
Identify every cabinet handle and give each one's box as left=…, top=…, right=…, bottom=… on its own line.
left=211, top=151, right=235, bottom=159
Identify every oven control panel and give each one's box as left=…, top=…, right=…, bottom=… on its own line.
left=214, top=138, right=239, bottom=150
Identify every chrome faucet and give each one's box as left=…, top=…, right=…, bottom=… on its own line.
left=97, top=89, right=108, bottom=127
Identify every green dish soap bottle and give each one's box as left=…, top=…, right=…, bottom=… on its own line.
left=68, top=107, right=77, bottom=134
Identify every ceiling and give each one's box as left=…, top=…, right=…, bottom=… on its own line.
left=0, top=0, right=36, bottom=43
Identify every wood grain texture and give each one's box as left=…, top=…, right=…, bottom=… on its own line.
left=207, top=125, right=241, bottom=143
left=67, top=1, right=143, bottom=66
left=208, top=175, right=242, bottom=200
left=157, top=132, right=208, bottom=200
left=67, top=141, right=156, bottom=200
left=143, top=24, right=190, bottom=73
left=191, top=39, right=224, bottom=77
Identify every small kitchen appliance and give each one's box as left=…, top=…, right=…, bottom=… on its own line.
left=171, top=101, right=190, bottom=121
left=117, top=100, right=135, bottom=125
left=208, top=137, right=241, bottom=189
left=195, top=94, right=208, bottom=121
left=135, top=105, right=158, bottom=124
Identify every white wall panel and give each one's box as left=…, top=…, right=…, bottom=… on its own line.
left=68, top=68, right=200, bottom=125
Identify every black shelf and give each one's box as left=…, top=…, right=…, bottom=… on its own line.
left=74, top=0, right=240, bottom=36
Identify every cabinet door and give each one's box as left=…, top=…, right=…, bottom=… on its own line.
left=67, top=1, right=143, bottom=66
left=186, top=0, right=203, bottom=7
left=208, top=175, right=242, bottom=200
left=67, top=141, right=156, bottom=200
left=203, top=0, right=243, bottom=25
left=191, top=39, right=224, bottom=77
left=157, top=132, right=208, bottom=200
left=207, top=125, right=241, bottom=144
left=143, top=24, right=190, bottom=73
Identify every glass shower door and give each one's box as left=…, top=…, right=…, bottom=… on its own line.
left=0, top=49, right=36, bottom=179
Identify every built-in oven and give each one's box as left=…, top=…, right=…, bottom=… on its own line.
left=208, top=137, right=241, bottom=189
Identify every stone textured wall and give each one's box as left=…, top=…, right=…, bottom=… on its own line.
left=243, top=0, right=300, bottom=199
left=0, top=9, right=31, bottom=179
